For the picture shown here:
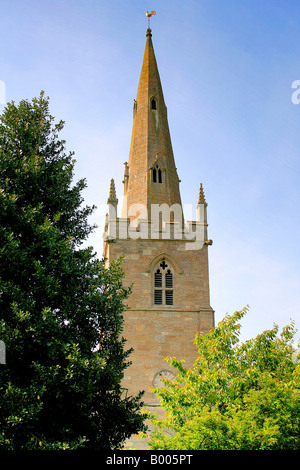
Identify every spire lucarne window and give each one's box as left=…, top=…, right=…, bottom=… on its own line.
left=151, top=97, right=157, bottom=110
left=154, top=260, right=174, bottom=305
left=152, top=165, right=162, bottom=183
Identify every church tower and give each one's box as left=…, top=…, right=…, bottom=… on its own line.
left=103, top=25, right=214, bottom=428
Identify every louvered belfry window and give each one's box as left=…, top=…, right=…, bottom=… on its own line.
left=165, top=270, right=173, bottom=288
left=165, top=269, right=173, bottom=305
left=155, top=269, right=162, bottom=287
left=154, top=261, right=174, bottom=306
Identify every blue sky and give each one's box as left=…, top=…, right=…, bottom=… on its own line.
left=1, top=0, right=299, bottom=345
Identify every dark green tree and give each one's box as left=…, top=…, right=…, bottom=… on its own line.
left=0, top=92, right=145, bottom=449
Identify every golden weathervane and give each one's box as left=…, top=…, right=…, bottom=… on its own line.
left=146, top=10, right=156, bottom=28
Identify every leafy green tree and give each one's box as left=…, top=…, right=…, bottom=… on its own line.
left=145, top=307, right=300, bottom=450
left=0, top=92, right=145, bottom=449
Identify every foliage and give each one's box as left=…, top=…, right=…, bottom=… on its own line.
left=144, top=307, right=300, bottom=450
left=0, top=92, right=145, bottom=449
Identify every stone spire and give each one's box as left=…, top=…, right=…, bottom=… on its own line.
left=122, top=27, right=182, bottom=222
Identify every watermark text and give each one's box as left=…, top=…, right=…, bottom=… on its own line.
left=291, top=80, right=300, bottom=104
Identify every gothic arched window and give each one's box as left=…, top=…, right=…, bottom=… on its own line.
left=151, top=97, right=157, bottom=110
left=154, top=260, right=174, bottom=306
left=152, top=165, right=162, bottom=183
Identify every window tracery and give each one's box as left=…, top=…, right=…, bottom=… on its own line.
left=154, top=260, right=173, bottom=306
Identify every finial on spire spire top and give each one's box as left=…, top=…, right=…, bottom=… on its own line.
left=108, top=178, right=118, bottom=204
left=198, top=183, right=207, bottom=205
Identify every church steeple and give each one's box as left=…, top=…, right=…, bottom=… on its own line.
left=103, top=22, right=214, bottom=449
left=122, top=27, right=182, bottom=221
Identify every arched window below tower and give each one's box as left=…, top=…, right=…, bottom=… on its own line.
left=154, top=261, right=174, bottom=306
